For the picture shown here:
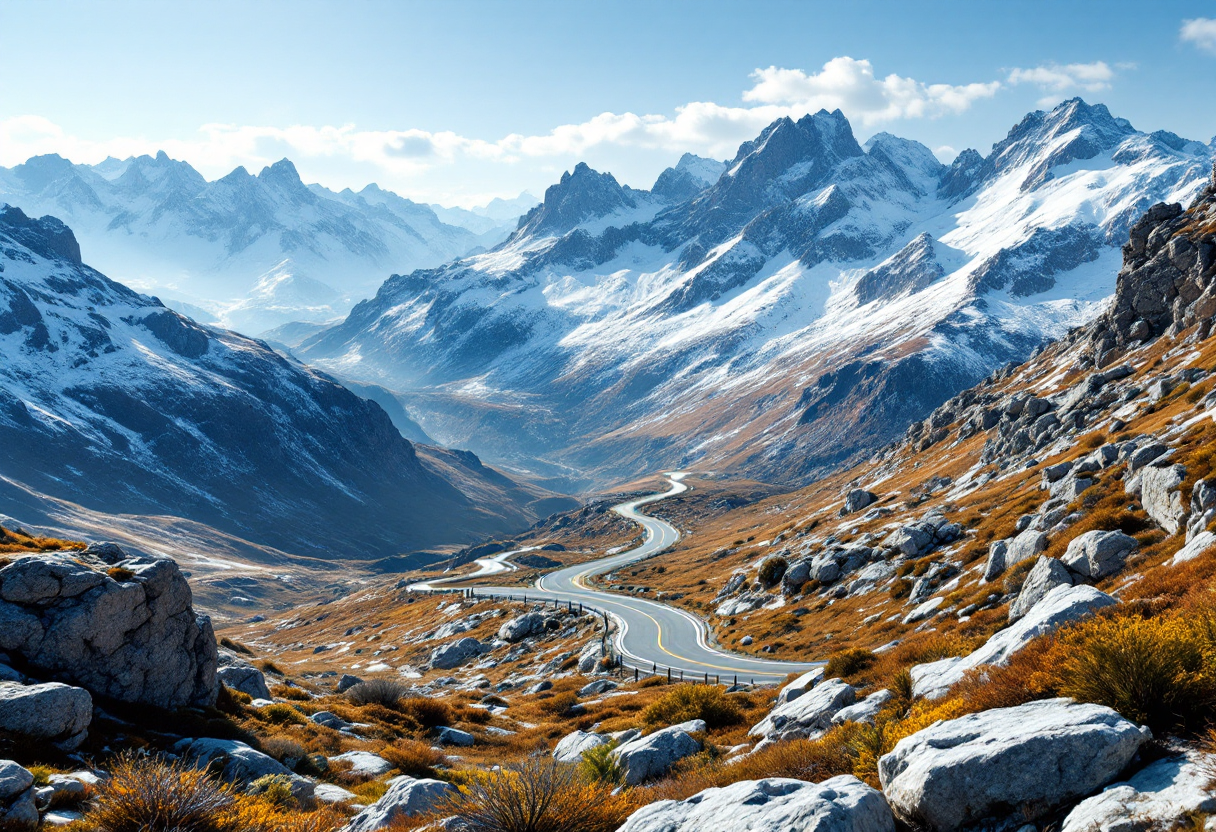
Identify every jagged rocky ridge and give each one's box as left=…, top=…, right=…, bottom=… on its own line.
left=300, top=100, right=1212, bottom=489
left=0, top=206, right=564, bottom=559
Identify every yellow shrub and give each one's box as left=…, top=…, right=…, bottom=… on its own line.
left=641, top=684, right=742, bottom=729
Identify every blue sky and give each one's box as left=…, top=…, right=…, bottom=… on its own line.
left=2, top=0, right=1214, bottom=205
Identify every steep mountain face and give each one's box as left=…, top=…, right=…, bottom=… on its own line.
left=0, top=205, right=564, bottom=559
left=299, top=100, right=1213, bottom=489
left=0, top=154, right=511, bottom=334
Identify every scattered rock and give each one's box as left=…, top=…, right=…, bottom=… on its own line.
left=436, top=727, right=475, bottom=747
left=1060, top=751, right=1216, bottom=832
left=0, top=760, right=37, bottom=831
left=498, top=612, right=545, bottom=643
left=1009, top=557, right=1073, bottom=621
left=911, top=585, right=1116, bottom=699
left=832, top=689, right=893, bottom=726
left=612, top=720, right=705, bottom=786
left=314, top=783, right=360, bottom=805
left=553, top=730, right=612, bottom=763
left=342, top=776, right=457, bottom=832
left=617, top=775, right=894, bottom=832
left=337, top=674, right=363, bottom=693
left=776, top=667, right=825, bottom=706
left=331, top=751, right=394, bottom=778
left=177, top=738, right=314, bottom=801
left=1061, top=530, right=1138, bottom=579
left=1129, top=463, right=1188, bottom=535
left=578, top=679, right=617, bottom=697
left=0, top=682, right=92, bottom=750
left=750, top=678, right=855, bottom=741
left=429, top=637, right=484, bottom=670
left=878, top=699, right=1149, bottom=831
left=843, top=489, right=879, bottom=515
left=217, top=659, right=271, bottom=701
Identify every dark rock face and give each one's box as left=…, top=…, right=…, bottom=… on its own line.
left=0, top=210, right=549, bottom=559
left=855, top=234, right=944, bottom=305
left=515, top=163, right=640, bottom=238
left=972, top=224, right=1104, bottom=297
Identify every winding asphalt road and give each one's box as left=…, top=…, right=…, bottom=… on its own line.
left=424, top=472, right=819, bottom=684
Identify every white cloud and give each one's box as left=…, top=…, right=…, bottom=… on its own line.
left=0, top=56, right=1117, bottom=203
left=743, top=58, right=1001, bottom=126
left=1007, top=61, right=1115, bottom=93
left=1181, top=17, right=1216, bottom=53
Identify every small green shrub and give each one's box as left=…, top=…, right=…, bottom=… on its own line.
left=578, top=742, right=622, bottom=785
left=824, top=648, right=875, bottom=679
left=259, top=703, right=306, bottom=726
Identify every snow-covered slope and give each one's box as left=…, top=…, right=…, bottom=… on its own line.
left=0, top=154, right=524, bottom=334
left=298, top=100, right=1213, bottom=488
left=0, top=205, right=567, bottom=558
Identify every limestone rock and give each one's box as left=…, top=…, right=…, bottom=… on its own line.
left=217, top=656, right=271, bottom=700
left=776, top=667, right=825, bottom=706
left=843, top=489, right=878, bottom=515
left=337, top=674, right=363, bottom=693
left=177, top=738, right=315, bottom=801
left=749, top=678, right=855, bottom=740
left=0, top=760, right=38, bottom=831
left=911, top=585, right=1116, bottom=699
left=436, top=727, right=474, bottom=747
left=1009, top=557, right=1073, bottom=622
left=878, top=699, right=1148, bottom=831
left=1061, top=530, right=1138, bottom=579
left=612, top=720, right=705, bottom=786
left=1005, top=528, right=1048, bottom=570
left=1060, top=752, right=1216, bottom=832
left=497, top=612, right=544, bottom=643
left=0, top=547, right=218, bottom=708
left=1129, top=463, right=1188, bottom=535
left=832, top=689, right=893, bottom=726
left=0, top=682, right=92, bottom=751
left=331, top=751, right=394, bottom=778
left=553, top=730, right=612, bottom=763
left=983, top=539, right=1009, bottom=581
left=429, top=637, right=484, bottom=670
left=342, top=776, right=457, bottom=832
left=617, top=775, right=894, bottom=832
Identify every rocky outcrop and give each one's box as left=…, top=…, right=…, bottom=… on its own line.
left=617, top=775, right=894, bottom=832
left=911, top=585, right=1116, bottom=699
left=1009, top=557, right=1073, bottom=621
left=498, top=612, right=545, bottom=643
left=1060, top=752, right=1216, bottom=832
left=841, top=489, right=878, bottom=515
left=0, top=682, right=92, bottom=751
left=176, top=738, right=314, bottom=802
left=342, top=776, right=457, bottom=832
left=1061, top=530, right=1138, bottom=578
left=331, top=751, right=394, bottom=778
left=0, top=760, right=38, bottom=831
left=429, top=637, right=484, bottom=670
left=612, top=720, right=705, bottom=786
left=0, top=546, right=218, bottom=708
left=1128, top=463, right=1188, bottom=535
left=878, top=699, right=1149, bottom=831
left=776, top=667, right=826, bottom=706
left=217, top=653, right=271, bottom=700
left=750, top=678, right=855, bottom=741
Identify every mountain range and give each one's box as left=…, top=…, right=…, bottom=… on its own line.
left=0, top=204, right=573, bottom=563
left=0, top=154, right=535, bottom=334
left=296, top=99, right=1213, bottom=491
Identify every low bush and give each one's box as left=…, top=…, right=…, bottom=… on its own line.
left=538, top=692, right=580, bottom=718
left=641, top=684, right=742, bottom=729
left=380, top=738, right=446, bottom=778
left=259, top=736, right=306, bottom=768
left=346, top=679, right=407, bottom=708
left=758, top=556, right=788, bottom=587
left=824, top=647, right=875, bottom=679
left=87, top=754, right=235, bottom=832
left=445, top=759, right=632, bottom=832
left=271, top=684, right=311, bottom=701
left=578, top=742, right=622, bottom=785
left=107, top=566, right=136, bottom=582
left=259, top=703, right=306, bottom=726
left=400, top=697, right=454, bottom=730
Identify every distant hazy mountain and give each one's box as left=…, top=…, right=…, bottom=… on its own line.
left=0, top=155, right=534, bottom=334
left=0, top=205, right=571, bottom=559
left=298, top=100, right=1212, bottom=489
left=429, top=192, right=541, bottom=237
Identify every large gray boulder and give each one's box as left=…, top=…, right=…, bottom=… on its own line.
left=911, top=585, right=1116, bottom=699
left=776, top=667, right=826, bottom=706
left=831, top=689, right=893, bottom=726
left=342, top=776, right=457, bottom=832
left=750, top=678, right=855, bottom=741
left=429, top=636, right=484, bottom=670
left=497, top=612, right=545, bottom=643
left=0, top=760, right=38, bottom=831
left=878, top=699, right=1149, bottom=831
left=617, top=775, right=894, bottom=832
left=982, top=539, right=1009, bottom=581
left=1129, top=463, right=1188, bottom=535
left=0, top=682, right=92, bottom=751
left=843, top=489, right=878, bottom=515
left=612, top=720, right=705, bottom=786
left=331, top=751, right=394, bottom=778
left=1005, top=528, right=1048, bottom=570
left=1009, top=557, right=1073, bottom=621
left=176, top=738, right=314, bottom=801
left=552, top=729, right=612, bottom=763
left=0, top=547, right=218, bottom=708
left=1062, top=530, right=1138, bottom=579
left=1060, top=752, right=1216, bottom=832
left=217, top=653, right=271, bottom=700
